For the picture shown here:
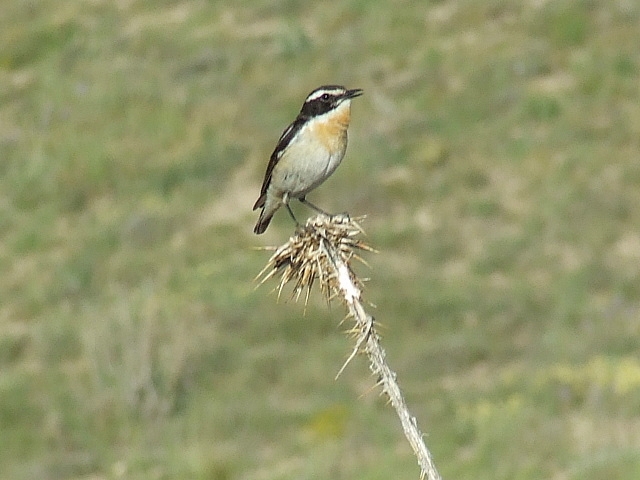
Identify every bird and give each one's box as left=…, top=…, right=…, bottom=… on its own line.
left=252, top=84, right=363, bottom=234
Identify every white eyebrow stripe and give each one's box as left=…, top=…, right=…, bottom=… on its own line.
left=305, top=88, right=344, bottom=102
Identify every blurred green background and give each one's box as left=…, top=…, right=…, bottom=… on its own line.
left=2, top=0, right=639, bottom=478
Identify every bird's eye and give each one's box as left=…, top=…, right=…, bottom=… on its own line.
left=321, top=93, right=330, bottom=101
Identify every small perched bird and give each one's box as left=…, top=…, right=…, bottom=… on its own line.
left=253, top=85, right=363, bottom=234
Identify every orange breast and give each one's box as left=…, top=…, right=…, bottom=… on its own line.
left=311, top=104, right=351, bottom=154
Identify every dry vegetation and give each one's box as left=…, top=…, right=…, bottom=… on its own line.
left=1, top=1, right=640, bottom=479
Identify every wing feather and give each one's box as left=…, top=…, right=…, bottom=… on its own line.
left=253, top=114, right=307, bottom=210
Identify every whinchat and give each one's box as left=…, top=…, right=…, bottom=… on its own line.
left=252, top=85, right=363, bottom=234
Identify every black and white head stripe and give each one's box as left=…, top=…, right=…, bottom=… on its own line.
left=300, top=85, right=363, bottom=117
left=305, top=85, right=347, bottom=103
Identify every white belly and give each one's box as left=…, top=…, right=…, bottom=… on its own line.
left=271, top=131, right=347, bottom=199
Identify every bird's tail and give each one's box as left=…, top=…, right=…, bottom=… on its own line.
left=253, top=207, right=275, bottom=234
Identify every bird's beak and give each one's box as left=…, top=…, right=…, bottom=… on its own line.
left=344, top=88, right=363, bottom=99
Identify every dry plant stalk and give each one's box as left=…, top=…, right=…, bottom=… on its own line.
left=256, top=214, right=442, bottom=480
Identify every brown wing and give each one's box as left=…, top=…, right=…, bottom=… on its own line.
left=253, top=115, right=307, bottom=210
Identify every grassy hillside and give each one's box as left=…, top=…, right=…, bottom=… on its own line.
left=2, top=0, right=639, bottom=478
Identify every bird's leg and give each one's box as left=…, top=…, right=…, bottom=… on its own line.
left=283, top=193, right=302, bottom=227
left=285, top=203, right=301, bottom=226
left=299, top=197, right=332, bottom=216
left=299, top=197, right=350, bottom=222
left=298, top=197, right=351, bottom=220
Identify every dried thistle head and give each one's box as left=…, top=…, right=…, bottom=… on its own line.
left=256, top=214, right=374, bottom=305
